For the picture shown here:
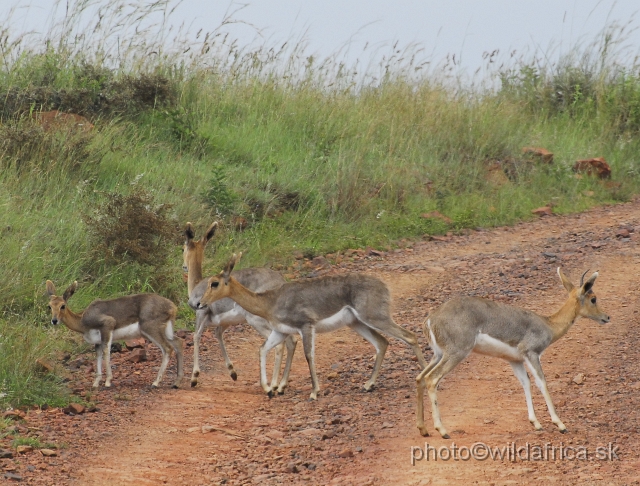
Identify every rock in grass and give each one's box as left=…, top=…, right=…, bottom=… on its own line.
left=63, top=403, right=85, bottom=415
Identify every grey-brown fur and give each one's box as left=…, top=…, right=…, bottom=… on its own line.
left=198, top=255, right=428, bottom=400
left=46, top=280, right=184, bottom=389
left=415, top=269, right=610, bottom=438
left=183, top=222, right=295, bottom=391
left=188, top=268, right=295, bottom=390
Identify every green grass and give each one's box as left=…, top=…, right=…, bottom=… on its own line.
left=1, top=1, right=640, bottom=408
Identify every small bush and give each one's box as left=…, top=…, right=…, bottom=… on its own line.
left=83, top=188, right=178, bottom=266
left=201, top=165, right=237, bottom=216
left=0, top=67, right=176, bottom=121
left=0, top=120, right=96, bottom=172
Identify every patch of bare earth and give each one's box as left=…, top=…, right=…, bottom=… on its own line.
left=5, top=200, right=640, bottom=485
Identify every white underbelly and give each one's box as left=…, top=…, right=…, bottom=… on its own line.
left=315, top=307, right=357, bottom=333
left=83, top=323, right=141, bottom=345
left=271, top=321, right=303, bottom=335
left=210, top=307, right=246, bottom=327
left=473, top=332, right=522, bottom=361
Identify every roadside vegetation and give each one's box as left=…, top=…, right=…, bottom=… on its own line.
left=1, top=0, right=639, bottom=408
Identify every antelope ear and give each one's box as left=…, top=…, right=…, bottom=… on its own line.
left=184, top=222, right=195, bottom=242
left=580, top=271, right=598, bottom=295
left=557, top=268, right=574, bottom=292
left=63, top=281, right=78, bottom=301
left=203, top=221, right=218, bottom=246
left=46, top=280, right=56, bottom=296
left=222, top=253, right=240, bottom=281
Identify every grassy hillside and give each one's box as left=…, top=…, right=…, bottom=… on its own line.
left=1, top=1, right=640, bottom=408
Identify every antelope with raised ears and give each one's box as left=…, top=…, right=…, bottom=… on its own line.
left=46, top=281, right=184, bottom=389
left=197, top=253, right=428, bottom=400
left=416, top=268, right=610, bottom=438
left=183, top=222, right=295, bottom=392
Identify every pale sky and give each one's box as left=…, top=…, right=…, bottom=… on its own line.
left=3, top=0, right=640, bottom=75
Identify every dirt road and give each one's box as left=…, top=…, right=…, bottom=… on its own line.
left=9, top=200, right=640, bottom=485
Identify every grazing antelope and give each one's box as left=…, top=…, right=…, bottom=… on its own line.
left=197, top=253, right=428, bottom=400
left=183, top=222, right=295, bottom=392
left=416, top=268, right=610, bottom=438
left=46, top=281, right=184, bottom=389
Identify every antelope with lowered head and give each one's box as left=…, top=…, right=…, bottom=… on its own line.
left=183, top=222, right=295, bottom=392
left=197, top=253, right=428, bottom=400
left=46, top=280, right=184, bottom=389
left=416, top=268, right=610, bottom=438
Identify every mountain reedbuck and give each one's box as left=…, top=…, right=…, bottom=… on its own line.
left=416, top=268, right=610, bottom=438
left=197, top=254, right=428, bottom=400
left=46, top=281, right=184, bottom=389
left=183, top=222, right=296, bottom=392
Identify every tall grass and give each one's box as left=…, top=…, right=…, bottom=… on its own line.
left=1, top=0, right=640, bottom=408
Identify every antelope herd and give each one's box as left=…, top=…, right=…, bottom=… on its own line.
left=45, top=221, right=610, bottom=438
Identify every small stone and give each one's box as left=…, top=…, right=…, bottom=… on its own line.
left=573, top=373, right=585, bottom=385
left=298, top=427, right=321, bottom=437
left=125, top=338, right=145, bottom=350
left=573, top=157, right=611, bottom=179
left=35, top=358, right=55, bottom=373
left=326, top=372, right=339, bottom=380
left=338, top=449, right=354, bottom=458
left=265, top=430, right=285, bottom=440
left=186, top=427, right=200, bottom=433
left=64, top=403, right=85, bottom=415
left=381, top=422, right=394, bottom=429
left=16, top=445, right=33, bottom=454
left=355, top=446, right=363, bottom=453
left=531, top=206, right=553, bottom=217
left=201, top=425, right=215, bottom=433
left=2, top=410, right=25, bottom=420
left=522, top=146, right=554, bottom=164
left=286, top=462, right=299, bottom=473
left=40, top=449, right=57, bottom=457
left=4, top=473, right=22, bottom=481
left=322, top=430, right=336, bottom=440
left=0, top=449, right=13, bottom=458
left=616, top=228, right=630, bottom=238
left=129, top=348, right=147, bottom=363
left=420, top=211, right=452, bottom=224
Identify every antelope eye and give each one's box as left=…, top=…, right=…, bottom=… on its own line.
left=590, top=297, right=596, bottom=304
left=60, top=305, right=66, bottom=310
left=47, top=305, right=51, bottom=310
left=211, top=281, right=219, bottom=288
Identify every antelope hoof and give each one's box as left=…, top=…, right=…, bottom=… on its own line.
left=559, top=427, right=568, bottom=434
left=151, top=383, right=159, bottom=389
left=267, top=390, right=274, bottom=399
left=277, top=389, right=286, bottom=395
left=309, top=392, right=318, bottom=401
left=363, top=383, right=375, bottom=392
left=172, top=384, right=179, bottom=389
left=190, top=380, right=198, bottom=387
left=441, top=433, right=451, bottom=439
left=418, top=427, right=430, bottom=437
left=230, top=371, right=238, bottom=381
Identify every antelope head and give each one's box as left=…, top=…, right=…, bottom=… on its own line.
left=182, top=221, right=218, bottom=273
left=557, top=268, right=610, bottom=325
left=45, top=280, right=77, bottom=326
left=197, top=253, right=242, bottom=308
